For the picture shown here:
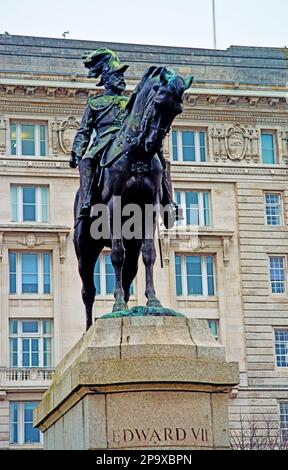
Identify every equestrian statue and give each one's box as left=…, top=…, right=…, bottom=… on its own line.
left=69, top=49, right=193, bottom=330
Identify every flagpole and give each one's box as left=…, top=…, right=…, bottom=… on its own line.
left=212, top=0, right=217, bottom=49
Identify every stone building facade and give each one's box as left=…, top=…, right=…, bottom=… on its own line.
left=0, top=34, right=287, bottom=449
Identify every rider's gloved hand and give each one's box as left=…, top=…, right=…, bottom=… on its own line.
left=69, top=152, right=80, bottom=169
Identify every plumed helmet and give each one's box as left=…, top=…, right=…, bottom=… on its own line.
left=82, top=48, right=129, bottom=85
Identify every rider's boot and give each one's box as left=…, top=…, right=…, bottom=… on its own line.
left=78, top=158, right=96, bottom=219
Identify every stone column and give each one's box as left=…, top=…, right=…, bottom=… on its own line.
left=34, top=315, right=239, bottom=450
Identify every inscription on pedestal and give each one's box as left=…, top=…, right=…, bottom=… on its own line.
left=112, top=427, right=210, bottom=446
left=106, top=391, right=213, bottom=449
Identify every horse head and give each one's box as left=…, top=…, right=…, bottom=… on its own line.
left=123, top=67, right=193, bottom=156
left=141, top=67, right=193, bottom=154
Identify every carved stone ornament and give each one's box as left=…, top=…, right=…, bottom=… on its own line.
left=25, top=234, right=39, bottom=248
left=225, top=124, right=247, bottom=161
left=58, top=116, right=80, bottom=155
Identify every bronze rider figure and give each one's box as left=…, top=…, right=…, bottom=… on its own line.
left=69, top=48, right=181, bottom=228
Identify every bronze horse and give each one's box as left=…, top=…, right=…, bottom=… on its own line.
left=73, top=66, right=193, bottom=330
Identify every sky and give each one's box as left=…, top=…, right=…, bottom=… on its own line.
left=1, top=0, right=288, bottom=50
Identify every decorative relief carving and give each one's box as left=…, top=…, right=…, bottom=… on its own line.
left=25, top=87, right=36, bottom=96
left=280, top=130, right=288, bottom=164
left=184, top=94, right=199, bottom=106
left=16, top=234, right=43, bottom=248
left=58, top=233, right=68, bottom=264
left=211, top=123, right=259, bottom=163
left=25, top=233, right=40, bottom=248
left=227, top=97, right=239, bottom=106
left=0, top=232, right=4, bottom=262
left=225, top=124, right=247, bottom=160
left=207, top=96, right=219, bottom=106
left=4, top=85, right=16, bottom=94
left=0, top=118, right=7, bottom=155
left=249, top=97, right=260, bottom=107
left=51, top=120, right=60, bottom=156
left=58, top=116, right=80, bottom=155
left=223, top=237, right=231, bottom=265
left=188, top=237, right=207, bottom=252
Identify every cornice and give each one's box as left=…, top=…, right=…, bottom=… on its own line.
left=1, top=100, right=287, bottom=121
left=0, top=158, right=287, bottom=177
left=0, top=76, right=287, bottom=99
left=0, top=100, right=85, bottom=115
left=0, top=224, right=70, bottom=233
left=0, top=158, right=70, bottom=169
left=171, top=164, right=288, bottom=177
left=180, top=110, right=288, bottom=123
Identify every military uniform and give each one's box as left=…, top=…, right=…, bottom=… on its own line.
left=71, top=94, right=129, bottom=163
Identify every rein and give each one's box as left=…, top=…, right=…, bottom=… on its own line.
left=99, top=86, right=168, bottom=169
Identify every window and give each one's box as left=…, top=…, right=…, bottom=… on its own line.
left=172, top=129, right=207, bottom=162
left=280, top=403, right=288, bottom=444
left=261, top=132, right=276, bottom=164
left=10, top=123, right=47, bottom=157
left=94, top=254, right=134, bottom=296
left=10, top=402, right=41, bottom=445
left=9, top=319, right=53, bottom=368
left=9, top=252, right=51, bottom=295
left=208, top=320, right=220, bottom=341
left=175, top=255, right=215, bottom=297
left=174, top=191, right=211, bottom=226
left=275, top=330, right=288, bottom=368
left=11, top=185, right=49, bottom=223
left=269, top=257, right=286, bottom=294
left=265, top=193, right=282, bottom=226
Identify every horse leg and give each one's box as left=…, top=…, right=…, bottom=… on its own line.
left=142, top=219, right=162, bottom=308
left=122, top=240, right=142, bottom=304
left=77, top=240, right=103, bottom=331
left=110, top=237, right=129, bottom=312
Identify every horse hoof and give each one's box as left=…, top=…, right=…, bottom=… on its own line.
left=146, top=298, right=162, bottom=309
left=112, top=301, right=129, bottom=313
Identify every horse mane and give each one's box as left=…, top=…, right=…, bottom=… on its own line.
left=124, top=66, right=164, bottom=117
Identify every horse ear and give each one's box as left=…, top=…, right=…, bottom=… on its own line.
left=184, top=76, right=193, bottom=90
left=160, top=67, right=169, bottom=86
left=160, top=67, right=175, bottom=86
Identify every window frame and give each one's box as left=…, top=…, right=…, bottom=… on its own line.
left=10, top=401, right=42, bottom=445
left=9, top=252, right=52, bottom=296
left=269, top=256, right=287, bottom=295
left=279, top=402, right=288, bottom=444
left=174, top=190, right=212, bottom=227
left=274, top=329, right=288, bottom=369
left=175, top=254, right=216, bottom=298
left=10, top=121, right=48, bottom=158
left=261, top=130, right=277, bottom=165
left=9, top=319, right=53, bottom=368
left=171, top=128, right=207, bottom=163
left=264, top=192, right=283, bottom=227
left=11, top=185, right=49, bottom=223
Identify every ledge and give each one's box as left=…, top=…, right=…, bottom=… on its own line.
left=0, top=224, right=70, bottom=233
left=161, top=227, right=234, bottom=238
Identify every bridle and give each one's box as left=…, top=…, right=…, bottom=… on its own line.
left=100, top=82, right=178, bottom=168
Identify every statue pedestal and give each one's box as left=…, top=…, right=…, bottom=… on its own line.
left=34, top=313, right=239, bottom=450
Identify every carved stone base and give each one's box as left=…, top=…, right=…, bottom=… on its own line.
left=34, top=314, right=239, bottom=450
